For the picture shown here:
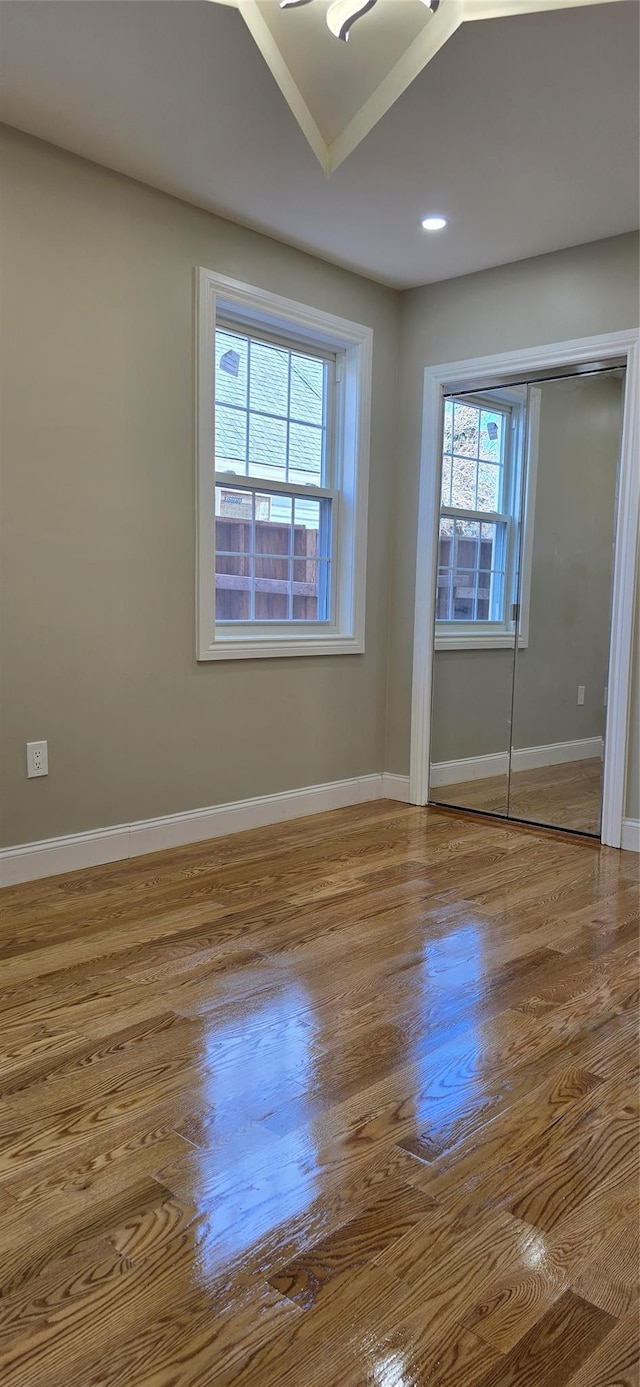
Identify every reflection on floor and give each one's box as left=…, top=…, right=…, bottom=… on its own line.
left=432, top=758, right=603, bottom=834
left=0, top=801, right=638, bottom=1386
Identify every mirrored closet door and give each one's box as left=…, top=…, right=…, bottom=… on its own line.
left=428, top=364, right=626, bottom=837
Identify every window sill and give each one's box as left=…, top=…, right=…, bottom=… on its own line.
left=198, top=630, right=365, bottom=660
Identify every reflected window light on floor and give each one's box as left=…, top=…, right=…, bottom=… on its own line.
left=195, top=984, right=318, bottom=1272
left=373, top=1351, right=408, bottom=1387
left=414, top=923, right=483, bottom=1146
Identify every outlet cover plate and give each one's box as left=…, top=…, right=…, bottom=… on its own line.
left=26, top=741, right=48, bottom=778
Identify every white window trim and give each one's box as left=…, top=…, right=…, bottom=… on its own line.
left=196, top=268, right=372, bottom=660
left=408, top=330, right=640, bottom=851
left=434, top=384, right=540, bottom=651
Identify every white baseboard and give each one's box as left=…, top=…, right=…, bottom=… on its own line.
left=431, top=737, right=603, bottom=789
left=621, top=819, right=640, bottom=853
left=0, top=772, right=392, bottom=887
left=511, top=736, right=603, bottom=772
left=430, top=751, right=509, bottom=788
left=2, top=768, right=633, bottom=887
left=380, top=773, right=411, bottom=803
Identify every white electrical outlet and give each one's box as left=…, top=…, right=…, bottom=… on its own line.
left=577, top=686, right=585, bottom=706
left=26, top=741, right=48, bottom=778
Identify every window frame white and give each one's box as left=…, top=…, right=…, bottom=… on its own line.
left=196, top=268, right=372, bottom=660
left=435, top=384, right=538, bottom=651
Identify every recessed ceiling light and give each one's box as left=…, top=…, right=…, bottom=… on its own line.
left=421, top=216, right=448, bottom=231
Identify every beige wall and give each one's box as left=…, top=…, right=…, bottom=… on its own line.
left=0, top=126, right=399, bottom=847
left=1, top=126, right=638, bottom=850
left=387, top=232, right=640, bottom=819
left=431, top=648, right=513, bottom=764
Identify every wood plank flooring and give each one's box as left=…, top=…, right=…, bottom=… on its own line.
left=431, top=758, right=603, bottom=834
left=0, top=801, right=637, bottom=1386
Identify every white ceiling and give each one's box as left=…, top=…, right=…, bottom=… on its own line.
left=0, top=0, right=637, bottom=288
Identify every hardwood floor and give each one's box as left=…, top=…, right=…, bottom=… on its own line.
left=0, top=801, right=638, bottom=1386
left=432, top=758, right=603, bottom=835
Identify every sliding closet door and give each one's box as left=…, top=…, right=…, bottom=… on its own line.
left=429, top=385, right=528, bottom=817
left=508, top=371, right=625, bottom=835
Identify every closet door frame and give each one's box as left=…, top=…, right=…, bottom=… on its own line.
left=409, top=329, right=639, bottom=849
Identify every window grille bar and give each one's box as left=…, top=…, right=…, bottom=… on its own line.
left=215, top=476, right=334, bottom=500
left=245, top=336, right=252, bottom=491
left=285, top=344, right=292, bottom=488
left=216, top=399, right=326, bottom=434
left=441, top=507, right=510, bottom=524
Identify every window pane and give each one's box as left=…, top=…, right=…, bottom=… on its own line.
left=441, top=455, right=452, bottom=507
left=255, top=555, right=290, bottom=583
left=293, top=594, right=319, bottom=620
left=216, top=332, right=248, bottom=408
left=456, top=537, right=478, bottom=570
left=453, top=574, right=476, bottom=621
left=435, top=519, right=507, bottom=623
left=215, top=487, right=331, bottom=624
left=215, top=327, right=328, bottom=485
left=293, top=558, right=326, bottom=621
left=436, top=566, right=452, bottom=619
left=479, top=410, right=503, bottom=462
left=265, top=494, right=293, bottom=533
left=249, top=341, right=289, bottom=416
left=215, top=486, right=250, bottom=620
left=288, top=421, right=323, bottom=485
left=215, top=550, right=250, bottom=578
left=248, top=414, right=287, bottom=481
left=479, top=537, right=494, bottom=569
left=216, top=587, right=250, bottom=621
left=438, top=539, right=452, bottom=570
left=458, top=519, right=481, bottom=539
left=293, top=557, right=316, bottom=586
left=255, top=590, right=288, bottom=621
left=477, top=462, right=501, bottom=513
left=450, top=457, right=476, bottom=510
left=215, top=405, right=246, bottom=473
left=216, top=487, right=252, bottom=528
left=252, top=490, right=292, bottom=555
left=476, top=572, right=492, bottom=621
left=454, top=518, right=480, bottom=540
left=443, top=399, right=453, bottom=453
left=294, top=497, right=320, bottom=554
left=453, top=402, right=479, bottom=458
left=290, top=354, right=325, bottom=425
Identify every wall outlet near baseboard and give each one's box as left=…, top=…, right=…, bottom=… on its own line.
left=577, top=685, right=585, bottom=705
left=26, top=741, right=48, bottom=778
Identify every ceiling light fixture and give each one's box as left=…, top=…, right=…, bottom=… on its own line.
left=421, top=215, right=447, bottom=230
left=326, top=0, right=378, bottom=42
left=280, top=0, right=440, bottom=43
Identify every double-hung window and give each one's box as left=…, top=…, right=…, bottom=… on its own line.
left=197, top=270, right=372, bottom=660
left=435, top=388, right=535, bottom=649
left=214, top=326, right=333, bottom=624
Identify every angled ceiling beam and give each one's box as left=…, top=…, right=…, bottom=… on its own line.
left=239, top=0, right=330, bottom=170
left=211, top=0, right=623, bottom=174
